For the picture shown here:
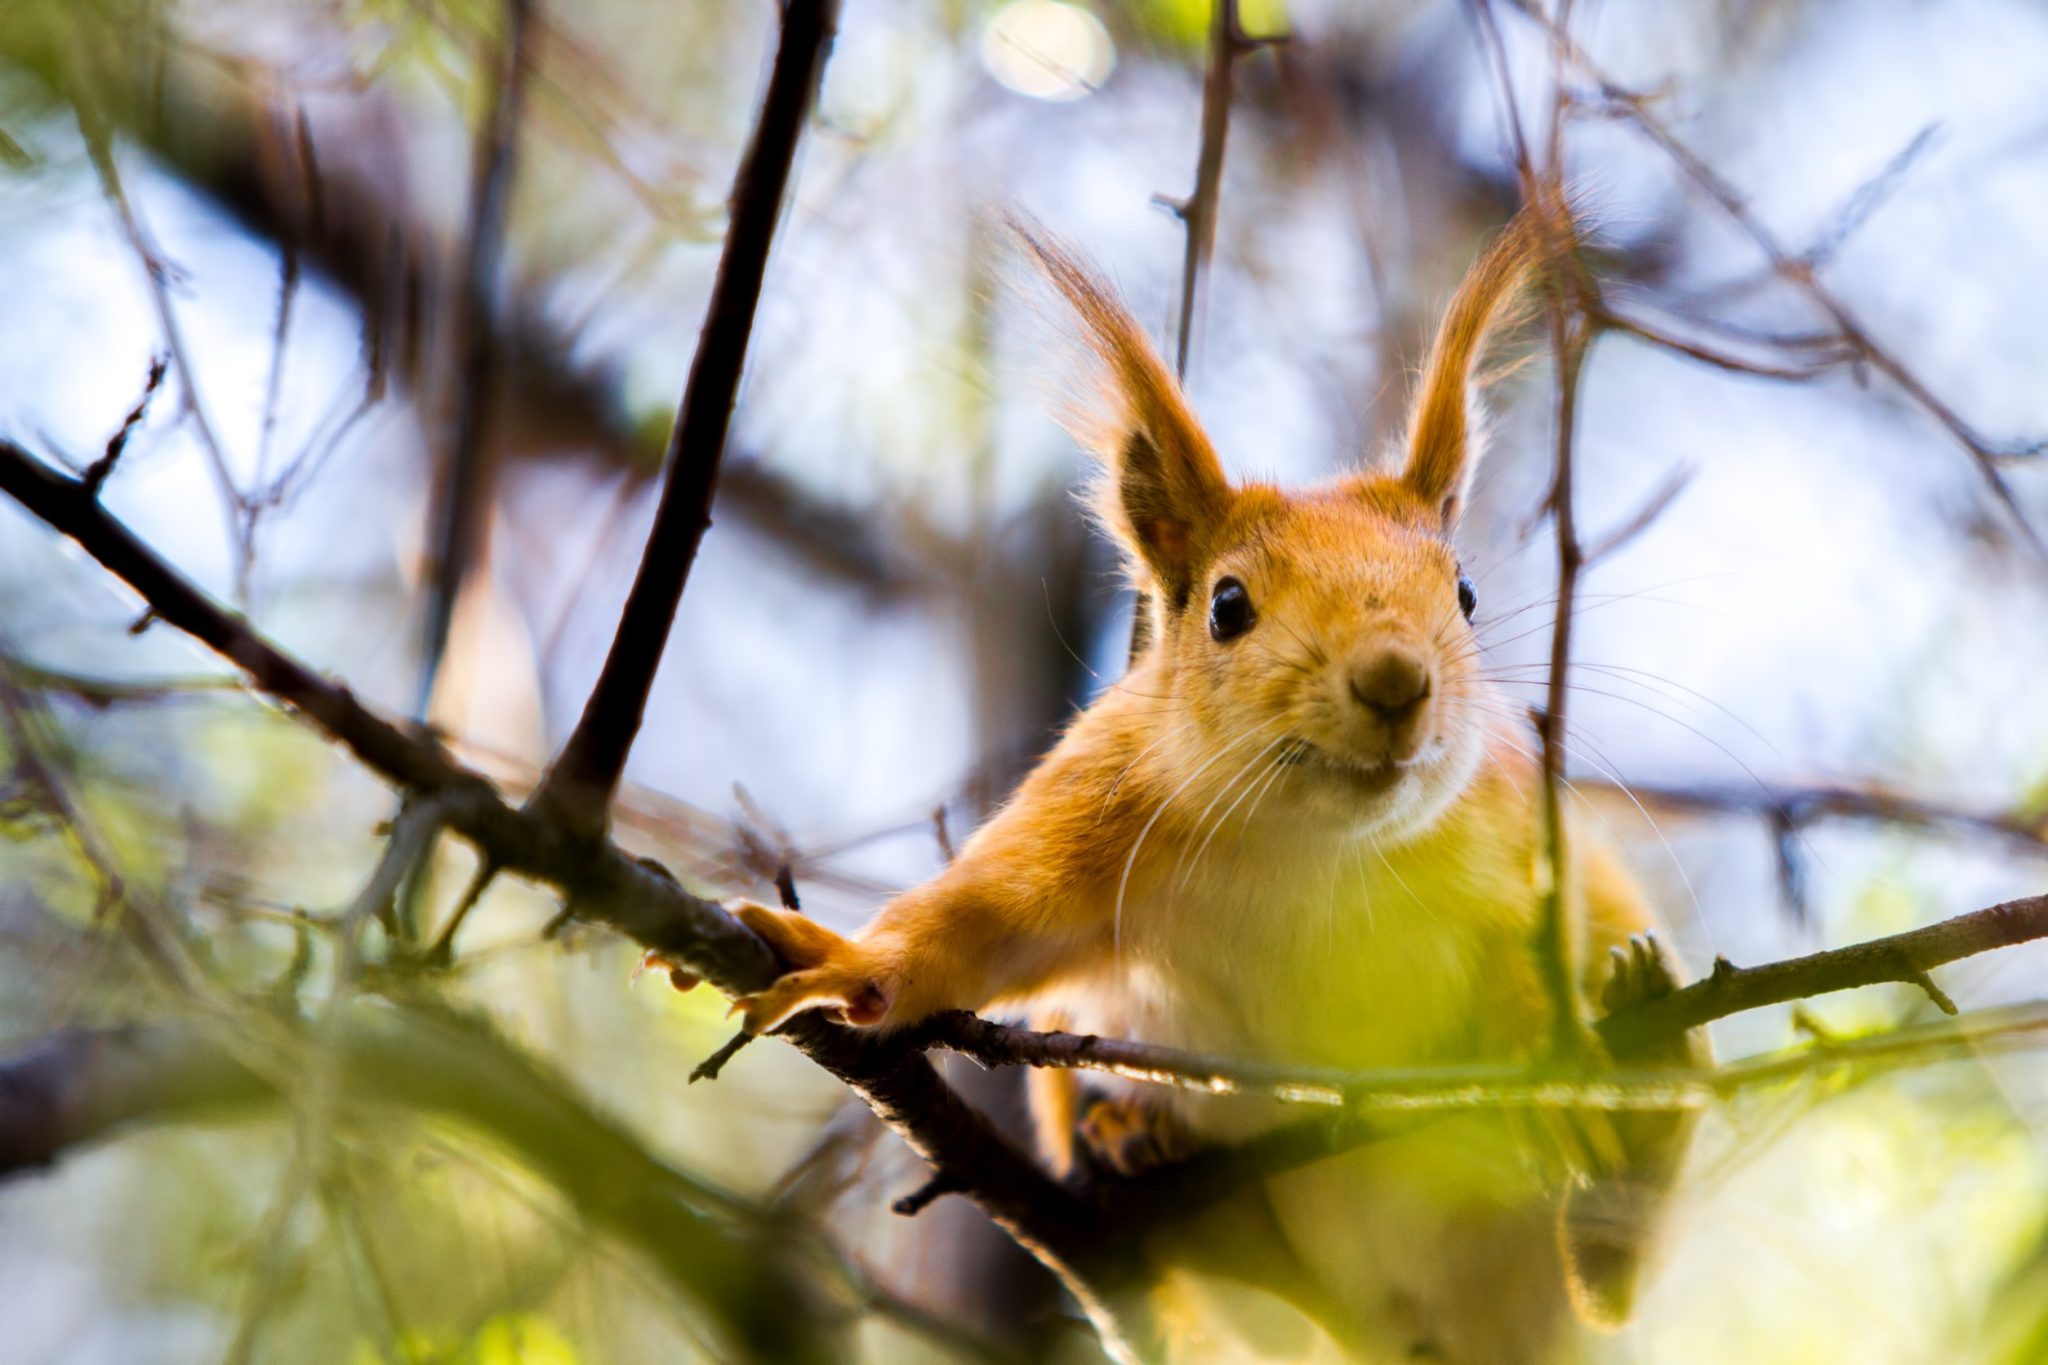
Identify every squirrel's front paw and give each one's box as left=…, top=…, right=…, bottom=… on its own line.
left=1600, top=932, right=1677, bottom=1013
left=727, top=900, right=892, bottom=1035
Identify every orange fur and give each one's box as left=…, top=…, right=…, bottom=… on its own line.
left=726, top=207, right=1702, bottom=1361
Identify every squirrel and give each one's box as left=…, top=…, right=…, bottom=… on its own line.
left=699, top=206, right=1706, bottom=1362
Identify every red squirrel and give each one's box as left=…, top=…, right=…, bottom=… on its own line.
left=697, top=208, right=1704, bottom=1361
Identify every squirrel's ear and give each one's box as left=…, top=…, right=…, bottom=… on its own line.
left=1012, top=217, right=1229, bottom=610
left=1402, top=209, right=1544, bottom=528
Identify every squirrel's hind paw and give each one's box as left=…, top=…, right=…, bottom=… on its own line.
left=1078, top=1094, right=1192, bottom=1178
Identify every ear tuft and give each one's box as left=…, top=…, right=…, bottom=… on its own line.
left=1009, top=213, right=1230, bottom=609
left=1403, top=205, right=1552, bottom=526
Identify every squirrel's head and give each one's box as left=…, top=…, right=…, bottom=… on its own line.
left=1021, top=210, right=1541, bottom=838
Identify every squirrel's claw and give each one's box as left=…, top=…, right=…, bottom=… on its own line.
left=636, top=949, right=699, bottom=993
left=728, top=899, right=891, bottom=1034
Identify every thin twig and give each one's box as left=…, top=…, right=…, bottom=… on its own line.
left=81, top=353, right=168, bottom=495
left=74, top=102, right=251, bottom=591
left=1520, top=0, right=1596, bottom=1059
left=422, top=857, right=501, bottom=966
left=536, top=0, right=838, bottom=833
left=1589, top=778, right=2048, bottom=861
left=416, top=0, right=535, bottom=717
left=1131, top=0, right=1273, bottom=660
left=1595, top=304, right=1843, bottom=381
left=1164, top=0, right=1260, bottom=382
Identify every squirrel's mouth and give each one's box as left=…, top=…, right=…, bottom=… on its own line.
left=1279, top=738, right=1409, bottom=795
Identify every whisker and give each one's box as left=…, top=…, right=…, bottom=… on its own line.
left=1114, top=718, right=1288, bottom=958
left=1176, top=737, right=1295, bottom=891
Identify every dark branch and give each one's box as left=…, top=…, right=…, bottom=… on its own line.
left=1130, top=0, right=1273, bottom=662
left=536, top=0, right=838, bottom=830
left=1167, top=0, right=1263, bottom=382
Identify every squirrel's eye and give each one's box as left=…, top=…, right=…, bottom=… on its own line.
left=1209, top=577, right=1256, bottom=642
left=1457, top=575, right=1478, bottom=621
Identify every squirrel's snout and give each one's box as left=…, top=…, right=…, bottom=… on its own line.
left=1346, top=648, right=1433, bottom=741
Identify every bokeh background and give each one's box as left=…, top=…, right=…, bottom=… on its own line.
left=3, top=0, right=2048, bottom=1360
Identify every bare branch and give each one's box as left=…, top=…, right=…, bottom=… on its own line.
left=1595, top=304, right=1844, bottom=381
left=536, top=0, right=838, bottom=832
left=1596, top=892, right=2048, bottom=1052
left=1595, top=777, right=2048, bottom=861
left=1166, top=0, right=1271, bottom=382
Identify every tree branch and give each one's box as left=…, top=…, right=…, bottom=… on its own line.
left=1166, top=0, right=1268, bottom=383
left=1594, top=777, right=2048, bottom=860
left=906, top=886, right=2048, bottom=1107
left=535, top=0, right=837, bottom=831
left=1130, top=0, right=1274, bottom=660
left=1596, top=892, right=2048, bottom=1052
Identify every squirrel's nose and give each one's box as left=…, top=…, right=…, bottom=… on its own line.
left=1348, top=649, right=1432, bottom=725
